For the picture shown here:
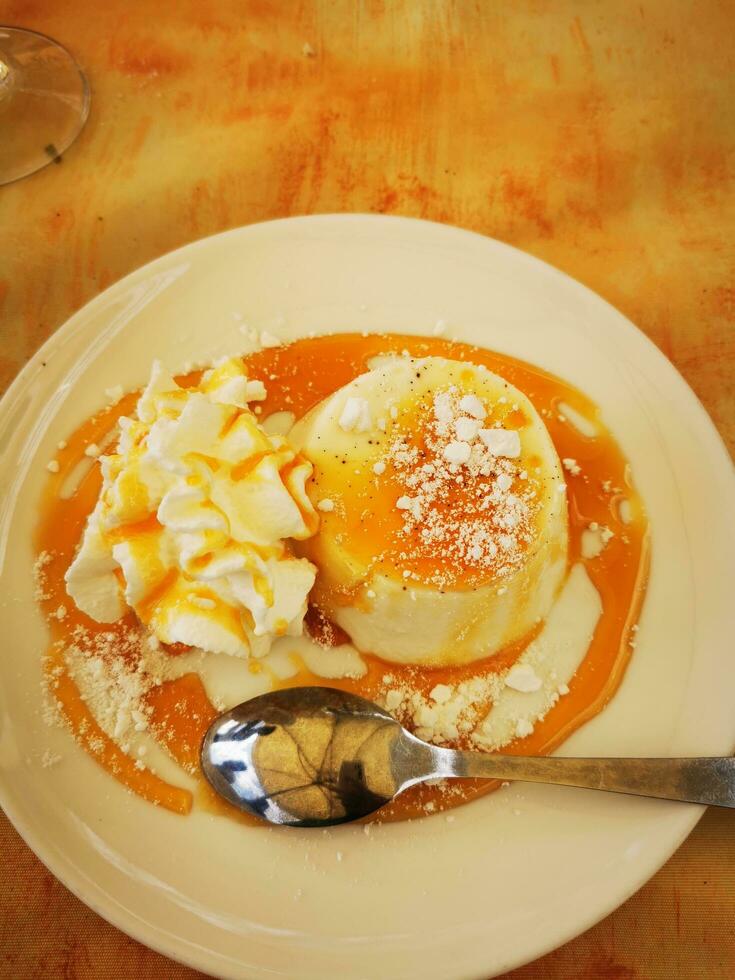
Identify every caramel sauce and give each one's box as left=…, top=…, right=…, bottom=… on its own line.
left=45, top=644, right=193, bottom=815
left=35, top=334, right=648, bottom=822
left=300, top=364, right=542, bottom=591
left=144, top=673, right=218, bottom=773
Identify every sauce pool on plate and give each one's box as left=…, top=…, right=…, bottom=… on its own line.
left=35, top=334, right=648, bottom=823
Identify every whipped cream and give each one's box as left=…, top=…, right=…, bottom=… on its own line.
left=66, top=359, right=318, bottom=658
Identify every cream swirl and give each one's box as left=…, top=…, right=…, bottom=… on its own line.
left=66, top=359, right=318, bottom=658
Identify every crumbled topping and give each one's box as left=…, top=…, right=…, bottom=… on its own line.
left=505, top=663, right=542, bottom=692
left=455, top=417, right=481, bottom=442
left=430, top=683, right=452, bottom=703
left=33, top=550, right=54, bottom=601
left=53, top=625, right=181, bottom=746
left=581, top=522, right=615, bottom=559
left=317, top=498, right=335, bottom=512
left=515, top=718, right=534, bottom=738
left=478, top=428, right=521, bottom=458
left=459, top=394, right=486, bottom=419
left=375, top=387, right=538, bottom=588
left=379, top=672, right=502, bottom=745
left=46, top=460, right=60, bottom=473
left=443, top=440, right=471, bottom=465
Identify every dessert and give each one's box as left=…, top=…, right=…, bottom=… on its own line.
left=290, top=355, right=568, bottom=666
left=65, top=359, right=317, bottom=658
left=35, top=332, right=649, bottom=822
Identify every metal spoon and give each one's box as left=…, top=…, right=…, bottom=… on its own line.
left=200, top=686, right=735, bottom=827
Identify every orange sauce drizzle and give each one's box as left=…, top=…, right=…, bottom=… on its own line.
left=45, top=645, right=192, bottom=815
left=301, top=365, right=542, bottom=591
left=144, top=674, right=218, bottom=772
left=35, top=334, right=648, bottom=822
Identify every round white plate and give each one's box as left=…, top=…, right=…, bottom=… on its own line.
left=1, top=216, right=733, bottom=980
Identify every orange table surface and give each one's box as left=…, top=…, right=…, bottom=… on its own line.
left=1, top=2, right=733, bottom=978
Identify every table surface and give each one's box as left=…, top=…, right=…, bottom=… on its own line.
left=1, top=2, right=733, bottom=977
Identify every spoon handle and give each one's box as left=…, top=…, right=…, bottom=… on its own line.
left=437, top=753, right=735, bottom=807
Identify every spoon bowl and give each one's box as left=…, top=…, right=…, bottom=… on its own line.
left=201, top=686, right=435, bottom=826
left=201, top=686, right=735, bottom=827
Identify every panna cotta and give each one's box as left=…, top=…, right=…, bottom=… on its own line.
left=290, top=355, right=568, bottom=666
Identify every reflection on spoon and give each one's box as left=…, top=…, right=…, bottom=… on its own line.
left=200, top=687, right=735, bottom=828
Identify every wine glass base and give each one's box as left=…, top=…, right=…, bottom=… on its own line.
left=0, top=27, right=90, bottom=186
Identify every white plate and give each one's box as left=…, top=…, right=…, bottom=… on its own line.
left=1, top=215, right=734, bottom=980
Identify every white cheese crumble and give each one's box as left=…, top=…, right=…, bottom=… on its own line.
left=496, top=472, right=512, bottom=492
left=317, top=498, right=335, bottom=512
left=459, top=394, right=486, bottom=419
left=515, top=718, right=534, bottom=738
left=430, top=684, right=452, bottom=704
left=478, top=428, right=521, bottom=458
left=443, top=440, right=472, bottom=465
left=454, top=417, right=482, bottom=442
left=505, top=663, right=542, bottom=692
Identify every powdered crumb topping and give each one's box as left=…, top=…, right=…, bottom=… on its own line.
left=380, top=387, right=541, bottom=588
left=377, top=654, right=570, bottom=751
left=57, top=625, right=180, bottom=746
left=33, top=550, right=54, bottom=601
